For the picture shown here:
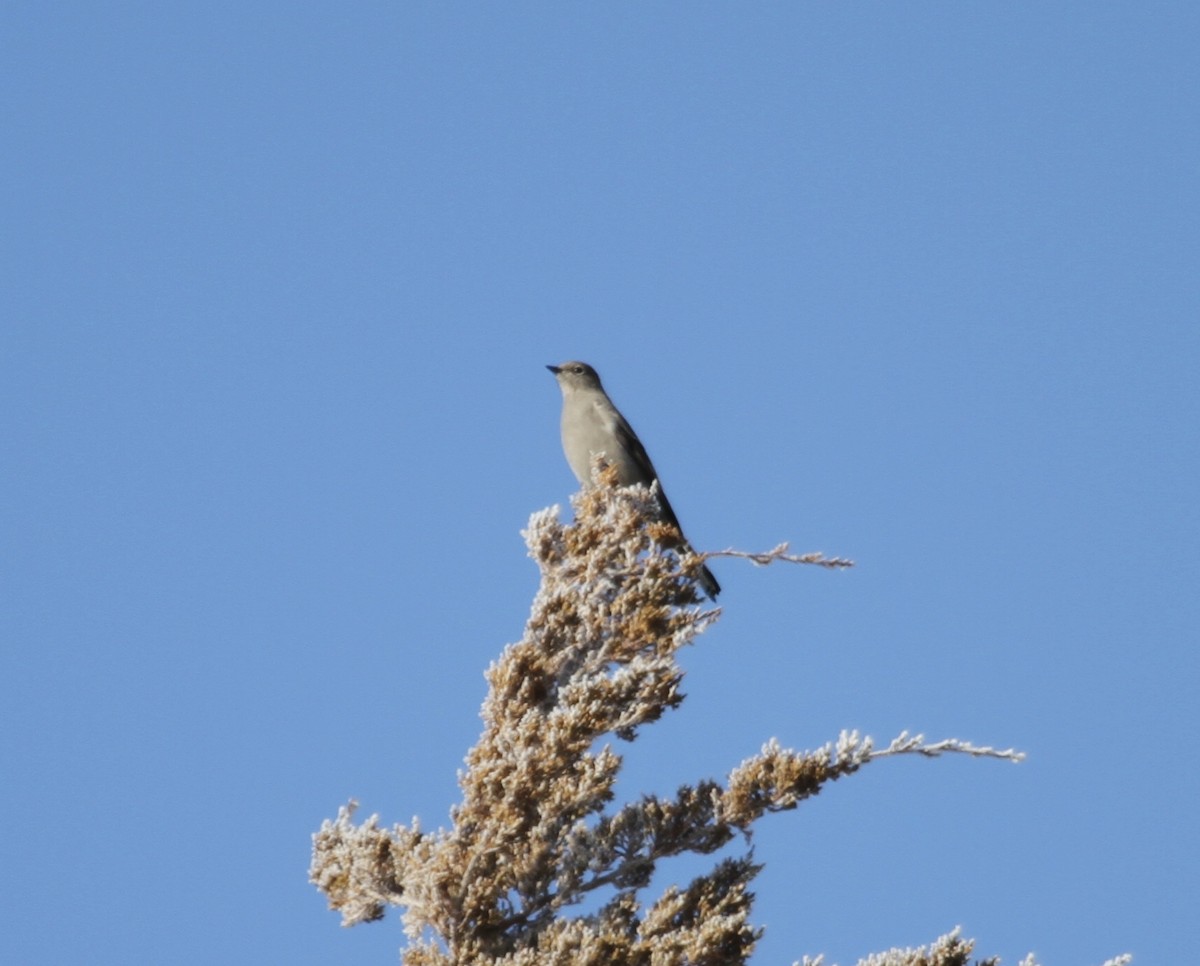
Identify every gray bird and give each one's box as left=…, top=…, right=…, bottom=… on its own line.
left=547, top=361, right=720, bottom=599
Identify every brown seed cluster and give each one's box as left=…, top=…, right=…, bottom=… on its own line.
left=311, top=472, right=1079, bottom=965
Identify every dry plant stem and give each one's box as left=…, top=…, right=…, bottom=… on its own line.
left=311, top=468, right=1109, bottom=964
left=717, top=543, right=855, bottom=570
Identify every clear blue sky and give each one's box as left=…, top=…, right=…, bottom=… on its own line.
left=3, top=4, right=1196, bottom=964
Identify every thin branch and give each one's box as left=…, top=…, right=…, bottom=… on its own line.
left=711, top=542, right=855, bottom=570
left=869, top=730, right=1026, bottom=764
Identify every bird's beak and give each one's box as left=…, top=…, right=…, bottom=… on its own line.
left=546, top=365, right=561, bottom=375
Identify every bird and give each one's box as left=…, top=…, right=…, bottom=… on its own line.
left=547, top=361, right=720, bottom=600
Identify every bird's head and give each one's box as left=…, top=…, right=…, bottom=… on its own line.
left=547, top=361, right=604, bottom=393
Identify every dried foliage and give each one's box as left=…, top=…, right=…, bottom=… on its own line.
left=310, top=468, right=1122, bottom=965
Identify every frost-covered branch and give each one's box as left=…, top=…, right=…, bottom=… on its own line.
left=310, top=469, right=1119, bottom=964
left=716, top=542, right=855, bottom=570
left=793, top=927, right=1131, bottom=966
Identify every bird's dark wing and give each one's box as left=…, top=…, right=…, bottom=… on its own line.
left=613, top=408, right=720, bottom=599
left=612, top=413, right=686, bottom=536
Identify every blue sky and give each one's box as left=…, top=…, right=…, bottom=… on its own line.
left=3, top=4, right=1197, bottom=964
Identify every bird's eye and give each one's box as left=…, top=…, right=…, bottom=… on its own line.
left=572, top=366, right=583, bottom=373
